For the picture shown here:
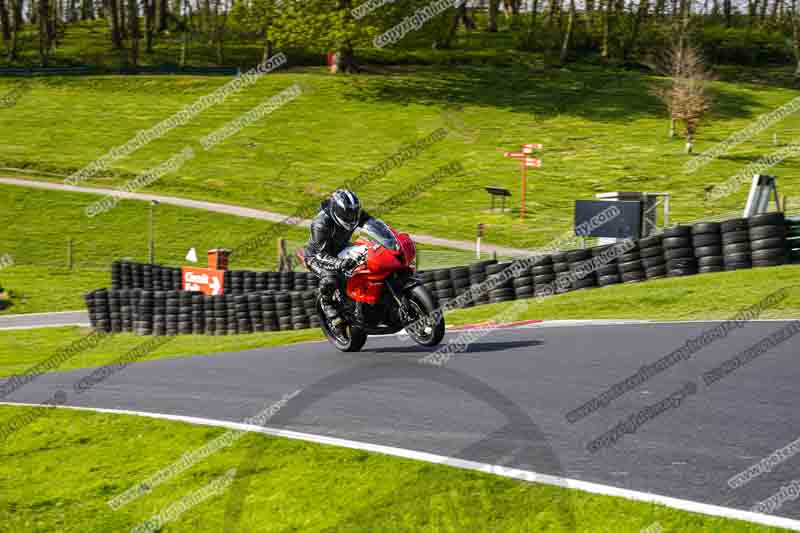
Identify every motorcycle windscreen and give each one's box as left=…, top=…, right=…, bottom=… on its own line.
left=355, top=218, right=400, bottom=251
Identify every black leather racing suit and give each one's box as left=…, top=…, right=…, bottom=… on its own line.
left=305, top=199, right=371, bottom=307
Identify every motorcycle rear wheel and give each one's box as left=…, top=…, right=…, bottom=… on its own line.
left=317, top=298, right=368, bottom=352
left=405, top=285, right=446, bottom=347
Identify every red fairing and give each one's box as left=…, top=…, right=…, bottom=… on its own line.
left=345, top=226, right=416, bottom=305
left=396, top=232, right=416, bottom=267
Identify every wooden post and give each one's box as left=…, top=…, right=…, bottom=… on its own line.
left=520, top=160, right=527, bottom=222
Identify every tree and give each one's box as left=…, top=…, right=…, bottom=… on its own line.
left=0, top=0, right=11, bottom=43
left=127, top=0, right=140, bottom=68
left=653, top=43, right=714, bottom=153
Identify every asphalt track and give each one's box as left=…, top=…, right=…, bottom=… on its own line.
left=3, top=321, right=800, bottom=527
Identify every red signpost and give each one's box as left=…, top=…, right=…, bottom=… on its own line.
left=182, top=267, right=225, bottom=295
left=504, top=144, right=543, bottom=222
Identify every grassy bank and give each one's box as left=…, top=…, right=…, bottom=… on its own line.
left=0, top=405, right=789, bottom=532
left=2, top=63, right=800, bottom=250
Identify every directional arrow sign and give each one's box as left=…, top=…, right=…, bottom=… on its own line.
left=504, top=151, right=526, bottom=158
left=182, top=267, right=226, bottom=295
left=524, top=158, right=542, bottom=168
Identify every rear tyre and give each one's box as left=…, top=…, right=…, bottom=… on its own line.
left=405, top=285, right=446, bottom=347
left=317, top=297, right=367, bottom=352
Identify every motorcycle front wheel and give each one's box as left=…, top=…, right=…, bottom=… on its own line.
left=317, top=297, right=368, bottom=352
left=404, top=285, right=446, bottom=347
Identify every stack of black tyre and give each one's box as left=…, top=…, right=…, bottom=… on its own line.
left=486, top=262, right=515, bottom=303
left=177, top=291, right=192, bottom=334
left=431, top=269, right=455, bottom=306
left=617, top=241, right=646, bottom=283
left=260, top=293, right=277, bottom=331
left=191, top=293, right=205, bottom=334
left=749, top=212, right=788, bottom=268
left=135, top=290, right=153, bottom=335
left=449, top=266, right=472, bottom=307
left=662, top=225, right=697, bottom=277
left=511, top=261, right=534, bottom=299
left=567, top=249, right=597, bottom=290
left=788, top=217, right=800, bottom=264
left=532, top=255, right=556, bottom=295
left=592, top=246, right=620, bottom=287
left=274, top=292, right=292, bottom=331
left=229, top=271, right=244, bottom=293
left=419, top=270, right=436, bottom=299
left=551, top=252, right=572, bottom=293
left=720, top=218, right=752, bottom=271
left=468, top=260, right=492, bottom=306
left=638, top=235, right=666, bottom=280
left=691, top=222, right=724, bottom=274
left=288, top=291, right=309, bottom=329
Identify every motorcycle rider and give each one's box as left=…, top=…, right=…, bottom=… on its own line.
left=305, top=189, right=371, bottom=328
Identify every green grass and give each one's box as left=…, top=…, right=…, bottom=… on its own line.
left=1, top=265, right=797, bottom=380
left=2, top=62, right=800, bottom=252
left=0, top=326, right=324, bottom=378
left=0, top=405, right=790, bottom=532
left=0, top=183, right=311, bottom=314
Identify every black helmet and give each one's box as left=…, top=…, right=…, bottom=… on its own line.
left=329, top=189, right=362, bottom=231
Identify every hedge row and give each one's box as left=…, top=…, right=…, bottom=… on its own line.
left=89, top=213, right=798, bottom=336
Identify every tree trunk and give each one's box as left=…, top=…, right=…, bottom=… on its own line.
left=488, top=0, right=499, bottom=31
left=0, top=0, right=11, bottom=43
left=559, top=0, right=575, bottom=64
left=441, top=2, right=466, bottom=48
left=723, top=0, right=731, bottom=25
left=792, top=3, right=800, bottom=77
left=157, top=0, right=166, bottom=30
left=107, top=0, right=122, bottom=48
left=39, top=0, right=51, bottom=65
left=601, top=0, right=610, bottom=61
left=7, top=0, right=20, bottom=59
left=119, top=0, right=127, bottom=38
left=144, top=0, right=154, bottom=52
left=525, top=0, right=539, bottom=48
left=127, top=0, right=139, bottom=69
left=623, top=0, right=648, bottom=61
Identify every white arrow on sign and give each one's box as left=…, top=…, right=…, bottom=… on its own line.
left=210, top=276, right=221, bottom=295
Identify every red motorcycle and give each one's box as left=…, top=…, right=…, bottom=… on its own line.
left=314, top=217, right=445, bottom=352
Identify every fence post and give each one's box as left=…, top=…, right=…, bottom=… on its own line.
left=67, top=238, right=74, bottom=270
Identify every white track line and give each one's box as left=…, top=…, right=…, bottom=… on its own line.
left=1, top=401, right=798, bottom=531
